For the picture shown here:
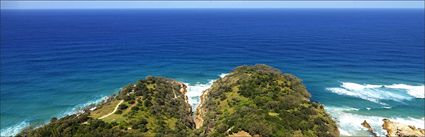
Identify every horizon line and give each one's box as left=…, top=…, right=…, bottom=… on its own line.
left=1, top=1, right=424, bottom=9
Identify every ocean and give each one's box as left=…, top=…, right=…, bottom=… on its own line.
left=1, top=9, right=424, bottom=136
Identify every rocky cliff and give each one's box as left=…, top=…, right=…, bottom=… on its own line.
left=361, top=119, right=425, bottom=137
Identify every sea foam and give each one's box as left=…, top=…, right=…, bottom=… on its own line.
left=185, top=80, right=214, bottom=110
left=385, top=84, right=425, bottom=98
left=68, top=96, right=109, bottom=115
left=325, top=106, right=425, bottom=136
left=0, top=121, right=30, bottom=137
left=1, top=74, right=229, bottom=136
left=185, top=73, right=228, bottom=110
left=327, top=82, right=424, bottom=105
left=0, top=95, right=110, bottom=137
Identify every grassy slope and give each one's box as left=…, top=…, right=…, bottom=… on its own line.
left=90, top=99, right=122, bottom=119
left=18, top=65, right=338, bottom=137
left=102, top=77, right=195, bottom=136
left=18, top=77, right=194, bottom=137
left=195, top=64, right=339, bottom=137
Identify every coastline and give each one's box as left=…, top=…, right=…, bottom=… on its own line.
left=2, top=9, right=424, bottom=137
left=2, top=73, right=424, bottom=136
left=1, top=95, right=112, bottom=136
left=325, top=106, right=425, bottom=136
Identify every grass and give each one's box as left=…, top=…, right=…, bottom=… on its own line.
left=102, top=113, right=126, bottom=123
left=165, top=118, right=177, bottom=130
left=146, top=83, right=156, bottom=90
left=218, top=90, right=252, bottom=115
left=102, top=99, right=140, bottom=123
left=146, top=116, right=158, bottom=133
left=268, top=112, right=279, bottom=116
left=90, top=100, right=122, bottom=119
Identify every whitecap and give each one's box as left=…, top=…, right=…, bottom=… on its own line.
left=341, top=82, right=382, bottom=90
left=219, top=73, right=229, bottom=78
left=383, top=106, right=392, bottom=109
left=327, top=82, right=423, bottom=104
left=385, top=84, right=424, bottom=98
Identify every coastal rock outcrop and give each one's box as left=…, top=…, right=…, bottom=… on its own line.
left=361, top=120, right=378, bottom=137
left=382, top=119, right=425, bottom=137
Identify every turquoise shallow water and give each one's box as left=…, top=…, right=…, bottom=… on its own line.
left=1, top=9, right=424, bottom=136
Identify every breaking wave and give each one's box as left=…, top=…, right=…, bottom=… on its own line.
left=0, top=121, right=30, bottom=137
left=0, top=95, right=109, bottom=136
left=185, top=80, right=214, bottom=110
left=67, top=96, right=109, bottom=115
left=327, top=82, right=424, bottom=105
left=185, top=73, right=228, bottom=110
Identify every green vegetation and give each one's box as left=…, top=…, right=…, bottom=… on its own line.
left=90, top=100, right=122, bottom=119
left=18, top=114, right=127, bottom=137
left=195, top=64, right=339, bottom=137
left=18, top=65, right=339, bottom=137
left=18, top=77, right=195, bottom=137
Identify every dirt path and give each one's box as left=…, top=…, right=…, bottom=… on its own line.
left=99, top=100, right=124, bottom=119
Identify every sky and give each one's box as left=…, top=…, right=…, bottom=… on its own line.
left=1, top=1, right=424, bottom=9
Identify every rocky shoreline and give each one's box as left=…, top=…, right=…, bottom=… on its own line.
left=362, top=119, right=425, bottom=137
left=15, top=65, right=423, bottom=137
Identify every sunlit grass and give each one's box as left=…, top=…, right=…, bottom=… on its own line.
left=90, top=100, right=122, bottom=119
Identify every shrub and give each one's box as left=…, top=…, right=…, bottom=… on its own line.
left=131, top=106, right=139, bottom=111
left=128, top=100, right=135, bottom=104
left=118, top=104, right=128, bottom=110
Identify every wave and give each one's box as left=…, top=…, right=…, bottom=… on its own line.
left=326, top=82, right=424, bottom=105
left=0, top=73, right=228, bottom=137
left=0, top=95, right=110, bottom=136
left=66, top=96, right=109, bottom=115
left=325, top=106, right=425, bottom=136
left=185, top=73, right=228, bottom=110
left=219, top=73, right=229, bottom=78
left=0, top=121, right=30, bottom=137
left=385, top=84, right=424, bottom=98
left=185, top=80, right=214, bottom=110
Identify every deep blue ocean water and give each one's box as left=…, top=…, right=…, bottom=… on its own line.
left=1, top=9, right=424, bottom=136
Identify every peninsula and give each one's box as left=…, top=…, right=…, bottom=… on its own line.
left=19, top=65, right=340, bottom=136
